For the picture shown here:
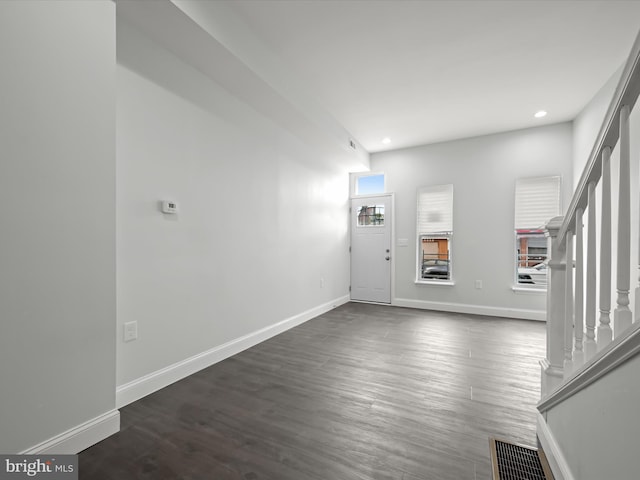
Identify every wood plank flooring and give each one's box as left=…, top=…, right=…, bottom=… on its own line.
left=79, top=303, right=546, bottom=480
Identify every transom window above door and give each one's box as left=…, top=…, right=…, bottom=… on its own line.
left=355, top=173, right=385, bottom=195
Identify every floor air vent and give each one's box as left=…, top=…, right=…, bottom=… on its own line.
left=489, top=437, right=553, bottom=480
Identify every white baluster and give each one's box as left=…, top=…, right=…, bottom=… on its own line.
left=541, top=217, right=566, bottom=397
left=564, top=230, right=574, bottom=376
left=598, top=147, right=613, bottom=349
left=614, top=105, right=633, bottom=336
left=585, top=182, right=597, bottom=359
left=574, top=208, right=584, bottom=368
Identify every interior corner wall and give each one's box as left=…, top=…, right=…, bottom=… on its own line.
left=0, top=1, right=116, bottom=453
left=370, top=123, right=573, bottom=319
left=115, top=21, right=351, bottom=390
left=572, top=64, right=624, bottom=187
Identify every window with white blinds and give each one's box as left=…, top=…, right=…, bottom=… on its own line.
left=514, top=176, right=561, bottom=229
left=416, top=184, right=453, bottom=282
left=514, top=176, right=560, bottom=289
left=417, top=184, right=453, bottom=234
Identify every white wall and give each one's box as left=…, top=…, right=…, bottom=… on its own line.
left=546, top=352, right=640, bottom=479
left=115, top=19, right=357, bottom=392
left=0, top=1, right=117, bottom=453
left=371, top=123, right=573, bottom=319
left=572, top=66, right=623, bottom=188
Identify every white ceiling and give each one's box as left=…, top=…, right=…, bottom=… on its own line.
left=226, top=0, right=640, bottom=153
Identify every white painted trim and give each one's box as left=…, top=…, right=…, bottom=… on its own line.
left=116, top=295, right=350, bottom=408
left=394, top=297, right=545, bottom=321
left=351, top=300, right=391, bottom=306
left=349, top=192, right=391, bottom=200
left=536, top=411, right=575, bottom=480
left=390, top=193, right=396, bottom=307
left=415, top=280, right=455, bottom=286
left=20, top=410, right=120, bottom=455
left=350, top=193, right=394, bottom=304
left=538, top=320, right=640, bottom=411
left=511, top=286, right=546, bottom=295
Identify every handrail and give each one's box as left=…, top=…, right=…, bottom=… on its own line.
left=538, top=321, right=640, bottom=412
left=558, top=30, right=640, bottom=245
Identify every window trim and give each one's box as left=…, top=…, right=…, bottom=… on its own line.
left=415, top=233, right=453, bottom=284
left=512, top=285, right=547, bottom=295
left=512, top=176, right=560, bottom=292
left=514, top=231, right=549, bottom=290
left=416, top=184, right=454, bottom=284
left=513, top=228, right=551, bottom=292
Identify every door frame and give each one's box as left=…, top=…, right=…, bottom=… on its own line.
left=349, top=192, right=395, bottom=304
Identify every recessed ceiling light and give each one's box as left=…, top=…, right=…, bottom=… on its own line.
left=382, top=137, right=391, bottom=145
left=534, top=110, right=547, bottom=118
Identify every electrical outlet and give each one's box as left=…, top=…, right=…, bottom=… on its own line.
left=475, top=280, right=483, bottom=289
left=124, top=321, right=138, bottom=342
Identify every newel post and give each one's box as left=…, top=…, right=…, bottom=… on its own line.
left=541, top=216, right=566, bottom=398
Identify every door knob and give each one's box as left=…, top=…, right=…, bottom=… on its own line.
left=385, top=256, right=390, bottom=261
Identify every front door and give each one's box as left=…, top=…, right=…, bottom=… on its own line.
left=350, top=195, right=392, bottom=303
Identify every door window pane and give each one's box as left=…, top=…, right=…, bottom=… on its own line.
left=357, top=205, right=385, bottom=226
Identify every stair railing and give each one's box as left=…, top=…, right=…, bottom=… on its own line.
left=541, top=29, right=640, bottom=397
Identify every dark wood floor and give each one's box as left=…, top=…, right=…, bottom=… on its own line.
left=80, top=303, right=545, bottom=480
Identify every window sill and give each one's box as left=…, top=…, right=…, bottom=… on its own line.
left=512, top=286, right=547, bottom=295
left=415, top=280, right=455, bottom=286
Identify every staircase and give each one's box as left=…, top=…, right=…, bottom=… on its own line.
left=537, top=29, right=640, bottom=480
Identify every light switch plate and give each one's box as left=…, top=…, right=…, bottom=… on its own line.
left=124, top=321, right=138, bottom=342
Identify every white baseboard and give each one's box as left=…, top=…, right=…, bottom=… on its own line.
left=20, top=410, right=120, bottom=455
left=393, top=297, right=545, bottom=321
left=116, top=295, right=350, bottom=408
left=536, top=411, right=575, bottom=480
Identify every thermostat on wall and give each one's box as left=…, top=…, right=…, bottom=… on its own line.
left=161, top=201, right=179, bottom=214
